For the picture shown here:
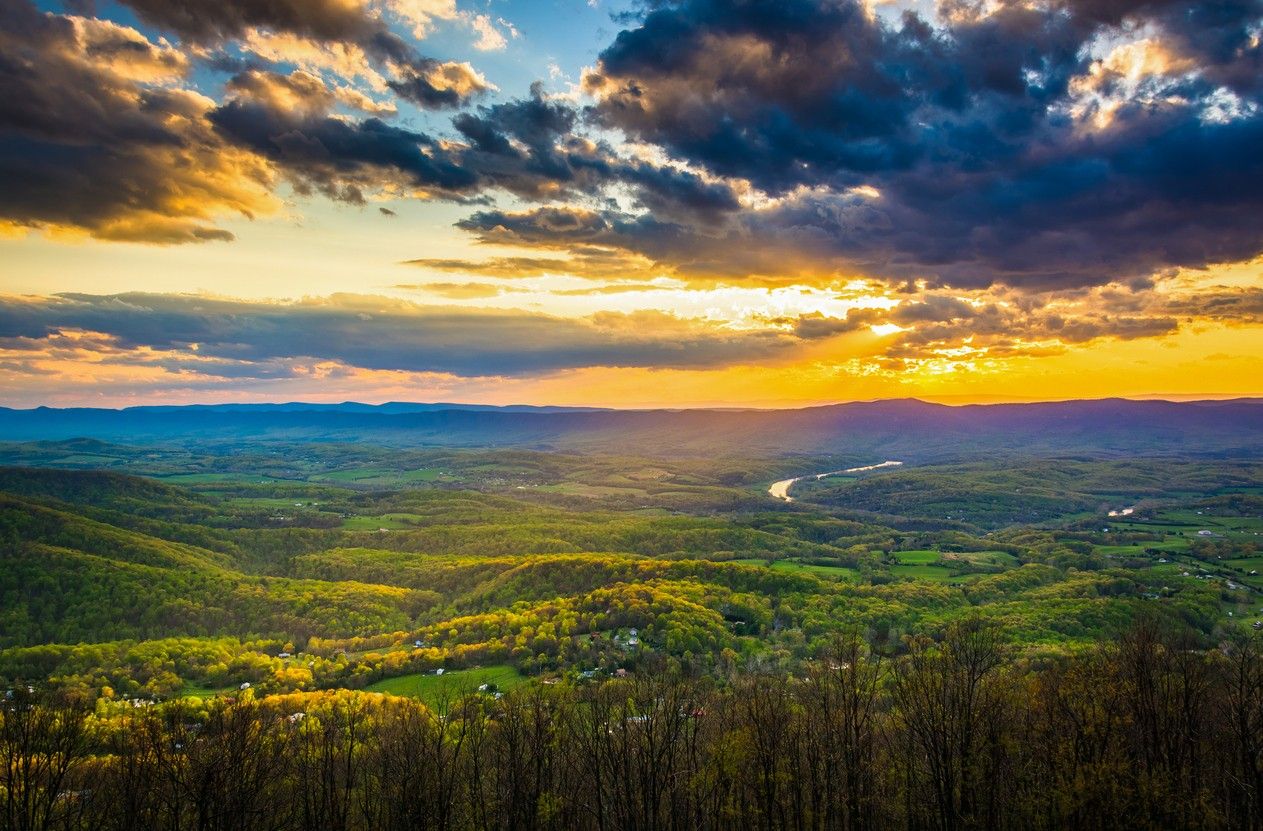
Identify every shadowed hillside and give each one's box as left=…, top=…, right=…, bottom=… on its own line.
left=1, top=398, right=1259, bottom=458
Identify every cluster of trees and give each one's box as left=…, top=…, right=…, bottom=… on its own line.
left=7, top=619, right=1263, bottom=831
left=0, top=537, right=430, bottom=648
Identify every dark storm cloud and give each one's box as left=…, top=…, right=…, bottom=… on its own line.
left=458, top=207, right=621, bottom=246
left=588, top=0, right=936, bottom=191
left=452, top=197, right=887, bottom=283
left=209, top=95, right=477, bottom=202
left=8, top=0, right=1262, bottom=294
left=450, top=83, right=618, bottom=198
left=0, top=293, right=801, bottom=376
left=446, top=82, right=746, bottom=211
left=205, top=75, right=726, bottom=210
left=576, top=0, right=1263, bottom=289
left=455, top=83, right=577, bottom=152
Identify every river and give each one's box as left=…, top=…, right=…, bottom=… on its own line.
left=768, top=460, right=903, bottom=502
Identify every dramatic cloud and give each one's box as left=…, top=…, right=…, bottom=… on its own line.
left=774, top=280, right=1248, bottom=371
left=111, top=0, right=390, bottom=48
left=116, top=0, right=489, bottom=109
left=7, top=0, right=1261, bottom=291
left=210, top=71, right=479, bottom=201
left=0, top=0, right=489, bottom=239
left=0, top=293, right=802, bottom=377
left=578, top=0, right=1263, bottom=289
left=0, top=0, right=275, bottom=242
left=3, top=275, right=1223, bottom=389
left=1, top=0, right=1260, bottom=408
left=387, top=59, right=490, bottom=109
left=1161, top=286, right=1263, bottom=324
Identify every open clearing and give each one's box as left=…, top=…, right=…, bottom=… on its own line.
left=729, top=558, right=858, bottom=579
left=365, top=665, right=525, bottom=705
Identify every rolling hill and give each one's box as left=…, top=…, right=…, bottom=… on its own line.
left=0, top=398, right=1259, bottom=458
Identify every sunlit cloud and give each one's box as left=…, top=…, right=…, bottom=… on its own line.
left=0, top=0, right=1259, bottom=406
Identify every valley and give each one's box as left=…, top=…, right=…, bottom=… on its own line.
left=2, top=399, right=1262, bottom=829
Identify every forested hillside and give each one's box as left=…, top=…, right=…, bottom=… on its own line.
left=1, top=438, right=1261, bottom=830
left=2, top=453, right=1259, bottom=697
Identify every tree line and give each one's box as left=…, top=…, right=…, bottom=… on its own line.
left=6, top=618, right=1263, bottom=831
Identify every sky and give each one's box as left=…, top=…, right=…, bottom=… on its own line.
left=0, top=0, right=1260, bottom=408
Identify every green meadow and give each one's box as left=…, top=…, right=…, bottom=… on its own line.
left=365, top=665, right=526, bottom=705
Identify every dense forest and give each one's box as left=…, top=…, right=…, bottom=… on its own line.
left=7, top=620, right=1263, bottom=831
left=2, top=420, right=1262, bottom=828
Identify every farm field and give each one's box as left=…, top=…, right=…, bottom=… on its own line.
left=340, top=513, right=431, bottom=530
left=364, top=665, right=526, bottom=705
left=890, top=563, right=967, bottom=581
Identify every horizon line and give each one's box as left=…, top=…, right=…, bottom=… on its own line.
left=3, top=393, right=1261, bottom=414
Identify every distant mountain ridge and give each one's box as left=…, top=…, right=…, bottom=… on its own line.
left=105, top=401, right=611, bottom=414
left=0, top=398, right=1259, bottom=459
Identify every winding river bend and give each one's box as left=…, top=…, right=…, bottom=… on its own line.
left=768, top=460, right=903, bottom=502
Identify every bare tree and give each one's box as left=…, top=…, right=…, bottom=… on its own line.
left=890, top=619, right=1013, bottom=831
left=0, top=689, right=90, bottom=831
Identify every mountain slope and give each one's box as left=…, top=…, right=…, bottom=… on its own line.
left=0, top=398, right=1258, bottom=458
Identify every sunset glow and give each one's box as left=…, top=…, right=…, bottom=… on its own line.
left=1, top=0, right=1260, bottom=408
